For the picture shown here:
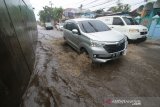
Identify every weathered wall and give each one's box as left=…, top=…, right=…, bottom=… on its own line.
left=0, top=0, right=37, bottom=106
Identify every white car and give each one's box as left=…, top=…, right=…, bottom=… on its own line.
left=97, top=15, right=148, bottom=40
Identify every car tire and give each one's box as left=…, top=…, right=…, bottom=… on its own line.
left=80, top=48, right=88, bottom=55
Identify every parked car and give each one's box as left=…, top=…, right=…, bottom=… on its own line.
left=96, top=15, right=148, bottom=40
left=63, top=18, right=128, bottom=63
left=45, top=22, right=53, bottom=30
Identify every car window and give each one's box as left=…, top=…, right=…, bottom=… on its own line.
left=113, top=17, right=124, bottom=25
left=66, top=22, right=78, bottom=31
left=66, top=23, right=72, bottom=31
left=45, top=23, right=52, bottom=26
left=123, top=17, right=138, bottom=25
left=78, top=20, right=110, bottom=33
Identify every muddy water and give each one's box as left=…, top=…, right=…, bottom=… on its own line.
left=22, top=28, right=160, bottom=107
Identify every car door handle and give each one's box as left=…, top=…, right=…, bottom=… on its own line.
left=111, top=27, right=114, bottom=28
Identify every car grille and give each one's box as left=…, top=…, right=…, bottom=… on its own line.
left=140, top=32, right=147, bottom=35
left=103, top=40, right=125, bottom=53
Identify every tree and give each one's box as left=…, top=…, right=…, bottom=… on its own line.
left=53, top=7, right=63, bottom=21
left=95, top=9, right=104, bottom=14
left=38, top=6, right=54, bottom=23
left=38, top=6, right=63, bottom=22
left=108, top=4, right=131, bottom=13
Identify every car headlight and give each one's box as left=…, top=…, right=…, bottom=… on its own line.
left=129, top=29, right=139, bottom=32
left=90, top=40, right=105, bottom=47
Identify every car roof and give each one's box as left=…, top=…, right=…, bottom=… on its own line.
left=97, top=15, right=132, bottom=18
left=66, top=18, right=97, bottom=23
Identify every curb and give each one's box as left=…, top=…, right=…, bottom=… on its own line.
left=144, top=39, right=160, bottom=46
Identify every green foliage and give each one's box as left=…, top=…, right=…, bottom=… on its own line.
left=53, top=7, right=63, bottom=21
left=108, top=4, right=131, bottom=13
left=38, top=6, right=63, bottom=22
left=95, top=9, right=104, bottom=14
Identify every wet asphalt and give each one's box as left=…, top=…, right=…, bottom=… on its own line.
left=22, top=26, right=160, bottom=107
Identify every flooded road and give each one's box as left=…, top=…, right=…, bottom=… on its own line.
left=22, top=26, right=160, bottom=107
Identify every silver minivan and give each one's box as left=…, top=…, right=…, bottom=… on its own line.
left=63, top=18, right=128, bottom=63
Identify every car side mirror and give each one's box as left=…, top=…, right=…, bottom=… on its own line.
left=72, top=29, right=78, bottom=34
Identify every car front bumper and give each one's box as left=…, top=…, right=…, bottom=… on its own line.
left=46, top=27, right=53, bottom=30
left=88, top=42, right=128, bottom=63
left=91, top=49, right=127, bottom=63
left=127, top=33, right=147, bottom=40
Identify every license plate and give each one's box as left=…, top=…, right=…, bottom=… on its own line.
left=116, top=52, right=120, bottom=56
left=142, top=36, right=146, bottom=38
left=112, top=52, right=123, bottom=57
left=112, top=52, right=120, bottom=57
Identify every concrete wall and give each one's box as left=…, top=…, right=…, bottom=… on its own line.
left=0, top=0, right=37, bottom=106
left=135, top=0, right=160, bottom=39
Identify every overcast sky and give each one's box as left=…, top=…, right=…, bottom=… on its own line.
left=29, top=0, right=151, bottom=20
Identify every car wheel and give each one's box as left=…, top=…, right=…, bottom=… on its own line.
left=80, top=48, right=88, bottom=55
left=63, top=36, right=66, bottom=40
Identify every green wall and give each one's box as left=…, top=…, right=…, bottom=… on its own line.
left=0, top=0, right=37, bottom=106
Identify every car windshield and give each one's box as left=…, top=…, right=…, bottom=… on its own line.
left=123, top=17, right=138, bottom=25
left=78, top=20, right=110, bottom=33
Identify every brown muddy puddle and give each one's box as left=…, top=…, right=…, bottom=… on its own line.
left=51, top=39, right=92, bottom=77
left=51, top=39, right=126, bottom=77
left=22, top=33, right=160, bottom=107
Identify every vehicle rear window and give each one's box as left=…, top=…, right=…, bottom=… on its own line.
left=123, top=17, right=138, bottom=25
left=78, top=20, right=110, bottom=33
left=45, top=23, right=52, bottom=26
